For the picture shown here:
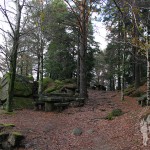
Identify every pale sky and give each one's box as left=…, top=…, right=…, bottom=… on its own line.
left=93, top=21, right=108, bottom=50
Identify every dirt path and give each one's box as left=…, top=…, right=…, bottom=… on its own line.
left=0, top=90, right=149, bottom=150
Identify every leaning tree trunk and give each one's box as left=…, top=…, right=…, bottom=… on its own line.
left=6, top=0, right=22, bottom=112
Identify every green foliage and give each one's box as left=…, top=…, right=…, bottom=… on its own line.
left=111, top=109, right=123, bottom=116
left=105, top=109, right=123, bottom=120
left=27, top=75, right=34, bottom=81
left=105, top=113, right=114, bottom=120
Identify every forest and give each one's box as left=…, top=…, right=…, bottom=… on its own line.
left=0, top=0, right=150, bottom=149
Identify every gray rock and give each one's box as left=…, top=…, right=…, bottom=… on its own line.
left=72, top=128, right=83, bottom=136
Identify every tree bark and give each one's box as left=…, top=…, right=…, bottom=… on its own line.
left=77, top=30, right=80, bottom=91
left=6, top=0, right=22, bottom=112
left=38, top=41, right=43, bottom=98
left=147, top=27, right=150, bottom=105
left=79, top=0, right=88, bottom=98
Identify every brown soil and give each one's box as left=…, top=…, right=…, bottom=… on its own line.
left=0, top=90, right=150, bottom=150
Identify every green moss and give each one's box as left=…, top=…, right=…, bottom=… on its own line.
left=43, top=77, right=53, bottom=90
left=44, top=87, right=57, bottom=93
left=44, top=80, right=64, bottom=94
left=13, top=97, right=34, bottom=109
left=54, top=80, right=64, bottom=89
left=11, top=132, right=22, bottom=136
left=3, top=124, right=15, bottom=127
left=14, top=81, right=32, bottom=97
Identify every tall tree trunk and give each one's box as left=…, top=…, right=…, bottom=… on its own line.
left=112, top=77, right=115, bottom=91
left=36, top=53, right=40, bottom=81
left=38, top=40, right=43, bottom=99
left=147, top=26, right=150, bottom=105
left=79, top=0, right=88, bottom=98
left=135, top=60, right=140, bottom=89
left=77, top=31, right=80, bottom=91
left=109, top=78, right=112, bottom=91
left=121, top=31, right=126, bottom=101
left=6, top=0, right=22, bottom=112
left=117, top=18, right=121, bottom=90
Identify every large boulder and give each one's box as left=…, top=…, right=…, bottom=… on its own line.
left=0, top=74, right=34, bottom=99
left=14, top=74, right=33, bottom=97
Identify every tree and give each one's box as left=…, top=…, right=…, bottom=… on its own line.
left=42, top=0, right=76, bottom=80
left=0, top=0, right=26, bottom=112
left=64, top=0, right=101, bottom=98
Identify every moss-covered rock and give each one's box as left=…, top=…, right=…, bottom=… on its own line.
left=43, top=78, right=77, bottom=95
left=13, top=97, right=34, bottom=110
left=8, top=132, right=24, bottom=147
left=14, top=81, right=33, bottom=97
left=0, top=122, right=25, bottom=149
left=0, top=74, right=33, bottom=100
left=137, top=94, right=147, bottom=106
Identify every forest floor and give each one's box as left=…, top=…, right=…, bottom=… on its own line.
left=1, top=89, right=150, bottom=150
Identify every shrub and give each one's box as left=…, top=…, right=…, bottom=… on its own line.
left=105, top=113, right=114, bottom=120
left=111, top=109, right=123, bottom=116
left=105, top=109, right=123, bottom=120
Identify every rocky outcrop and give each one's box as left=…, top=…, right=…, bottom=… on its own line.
left=0, top=124, right=24, bottom=150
